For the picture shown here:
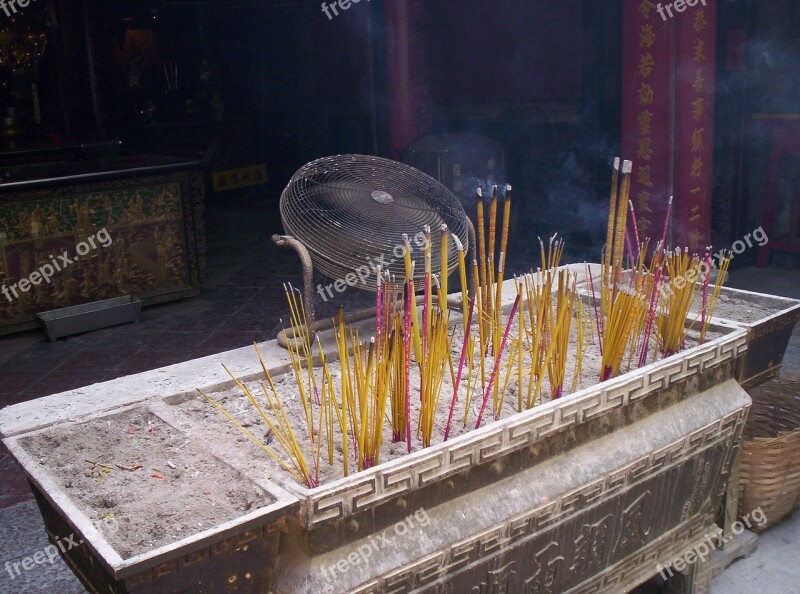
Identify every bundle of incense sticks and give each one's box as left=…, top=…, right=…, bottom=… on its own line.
left=281, top=283, right=320, bottom=405
left=199, top=350, right=323, bottom=488
left=517, top=235, right=589, bottom=410
left=699, top=250, right=731, bottom=342
left=546, top=270, right=581, bottom=400
left=618, top=240, right=659, bottom=372
left=593, top=156, right=736, bottom=376
left=521, top=267, right=552, bottom=410
left=474, top=185, right=513, bottom=356
left=200, top=286, right=330, bottom=491
left=656, top=248, right=704, bottom=356
left=598, top=159, right=651, bottom=381
left=416, top=225, right=454, bottom=447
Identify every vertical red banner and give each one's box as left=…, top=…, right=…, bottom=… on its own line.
left=674, top=4, right=717, bottom=250
left=622, top=1, right=717, bottom=250
left=621, top=0, right=674, bottom=243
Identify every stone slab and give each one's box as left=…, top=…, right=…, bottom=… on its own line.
left=711, top=530, right=758, bottom=579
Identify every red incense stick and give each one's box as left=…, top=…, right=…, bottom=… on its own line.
left=444, top=296, right=476, bottom=441
left=475, top=294, right=520, bottom=429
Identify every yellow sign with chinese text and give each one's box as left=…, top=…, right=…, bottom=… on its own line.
left=212, top=164, right=268, bottom=192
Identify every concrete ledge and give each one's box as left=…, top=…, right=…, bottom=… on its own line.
left=0, top=340, right=292, bottom=439
left=712, top=530, right=758, bottom=579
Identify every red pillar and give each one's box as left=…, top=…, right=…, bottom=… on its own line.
left=385, top=0, right=431, bottom=159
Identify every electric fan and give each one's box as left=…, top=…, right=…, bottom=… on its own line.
left=273, top=154, right=475, bottom=345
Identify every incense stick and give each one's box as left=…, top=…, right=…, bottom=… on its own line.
left=444, top=296, right=475, bottom=441
left=475, top=294, right=520, bottom=428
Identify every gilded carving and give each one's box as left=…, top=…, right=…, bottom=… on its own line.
left=0, top=174, right=203, bottom=332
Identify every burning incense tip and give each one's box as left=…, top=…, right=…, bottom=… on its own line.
left=476, top=188, right=483, bottom=197
left=668, top=195, right=674, bottom=205
left=622, top=160, right=633, bottom=174
left=506, top=184, right=512, bottom=192
left=453, top=235, right=464, bottom=252
left=614, top=157, right=620, bottom=170
left=441, top=224, right=448, bottom=233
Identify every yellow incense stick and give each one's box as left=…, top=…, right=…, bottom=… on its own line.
left=440, top=224, right=449, bottom=312
left=604, top=158, right=621, bottom=305
left=402, top=235, right=422, bottom=363
left=476, top=189, right=487, bottom=314
left=453, top=235, right=469, bottom=326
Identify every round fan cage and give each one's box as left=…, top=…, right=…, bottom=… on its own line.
left=279, top=155, right=470, bottom=291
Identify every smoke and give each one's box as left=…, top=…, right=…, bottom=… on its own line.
left=461, top=177, right=508, bottom=209
left=537, top=151, right=609, bottom=263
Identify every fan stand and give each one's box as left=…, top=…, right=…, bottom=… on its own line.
left=272, top=220, right=477, bottom=350
left=271, top=234, right=317, bottom=348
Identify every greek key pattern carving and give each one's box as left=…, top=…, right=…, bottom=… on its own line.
left=340, top=407, right=744, bottom=593
left=345, top=512, right=715, bottom=593
left=567, top=518, right=713, bottom=594
left=124, top=519, right=284, bottom=589
left=306, top=332, right=747, bottom=526
left=344, top=441, right=733, bottom=594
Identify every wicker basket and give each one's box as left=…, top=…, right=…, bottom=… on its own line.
left=738, top=377, right=800, bottom=532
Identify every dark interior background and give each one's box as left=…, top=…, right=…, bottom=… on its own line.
left=1, top=0, right=798, bottom=270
